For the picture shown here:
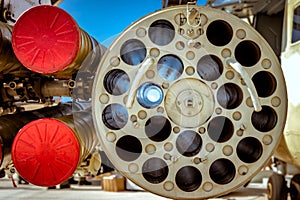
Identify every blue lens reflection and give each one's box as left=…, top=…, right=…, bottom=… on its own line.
left=137, top=83, right=163, bottom=109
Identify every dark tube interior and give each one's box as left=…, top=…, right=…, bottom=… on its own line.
left=145, top=116, right=172, bottom=142
left=176, top=131, right=202, bottom=157
left=116, top=135, right=142, bottom=162
left=149, top=19, right=175, bottom=46
left=175, top=166, right=202, bottom=192
left=207, top=116, right=234, bottom=143
left=217, top=83, right=243, bottom=109
left=251, top=106, right=277, bottom=132
left=235, top=40, right=261, bottom=67
left=120, top=39, right=146, bottom=66
left=142, top=157, right=169, bottom=184
left=206, top=20, right=233, bottom=46
left=104, top=69, right=130, bottom=95
left=157, top=54, right=184, bottom=81
left=209, top=159, right=236, bottom=185
left=197, top=55, right=223, bottom=81
left=237, top=137, right=263, bottom=163
left=102, top=104, right=128, bottom=130
left=252, top=71, right=277, bottom=98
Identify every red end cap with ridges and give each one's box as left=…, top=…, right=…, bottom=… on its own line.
left=12, top=118, right=80, bottom=187
left=12, top=5, right=80, bottom=74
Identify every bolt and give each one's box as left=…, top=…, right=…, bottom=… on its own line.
left=171, top=156, right=178, bottom=163
left=9, top=168, right=15, bottom=174
left=9, top=82, right=16, bottom=89
left=240, top=124, right=246, bottom=131
left=133, top=122, right=140, bottom=128
left=188, top=39, right=195, bottom=48
left=178, top=28, right=185, bottom=35
left=187, top=28, right=194, bottom=35
left=186, top=99, right=194, bottom=107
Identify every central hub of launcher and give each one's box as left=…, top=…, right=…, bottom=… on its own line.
left=165, top=78, right=214, bottom=128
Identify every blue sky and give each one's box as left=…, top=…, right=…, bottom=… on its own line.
left=59, top=0, right=206, bottom=45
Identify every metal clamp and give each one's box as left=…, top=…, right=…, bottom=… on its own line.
left=187, top=1, right=201, bottom=27
left=126, top=57, right=155, bottom=109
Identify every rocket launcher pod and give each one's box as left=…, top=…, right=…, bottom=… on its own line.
left=12, top=110, right=98, bottom=187
left=0, top=103, right=73, bottom=169
left=12, top=5, right=105, bottom=76
left=92, top=5, right=288, bottom=199
left=0, top=22, right=28, bottom=75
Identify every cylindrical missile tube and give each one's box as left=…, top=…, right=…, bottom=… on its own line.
left=0, top=141, right=2, bottom=169
left=39, top=79, right=73, bottom=97
left=11, top=110, right=98, bottom=187
left=0, top=103, right=73, bottom=169
left=0, top=22, right=29, bottom=75
left=12, top=5, right=106, bottom=77
left=92, top=5, right=287, bottom=199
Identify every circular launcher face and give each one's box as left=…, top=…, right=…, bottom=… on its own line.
left=92, top=5, right=287, bottom=199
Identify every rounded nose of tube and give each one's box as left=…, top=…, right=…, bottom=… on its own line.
left=12, top=118, right=80, bottom=187
left=12, top=5, right=80, bottom=74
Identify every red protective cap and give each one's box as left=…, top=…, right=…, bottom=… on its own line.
left=12, top=118, right=80, bottom=187
left=12, top=5, right=80, bottom=74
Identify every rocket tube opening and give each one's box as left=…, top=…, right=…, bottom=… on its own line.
left=251, top=106, right=278, bottom=132
left=104, top=69, right=130, bottom=96
left=252, top=71, right=277, bottom=98
left=234, top=40, right=261, bottom=67
left=148, top=19, right=175, bottom=46
left=115, top=135, right=142, bottom=162
left=217, top=83, right=243, bottom=109
left=237, top=137, right=263, bottom=163
left=142, top=158, right=169, bottom=184
left=12, top=118, right=80, bottom=187
left=157, top=54, right=184, bottom=81
left=145, top=116, right=172, bottom=142
left=197, top=55, right=223, bottom=81
left=207, top=116, right=234, bottom=143
left=102, top=104, right=128, bottom=130
left=137, top=82, right=163, bottom=109
left=206, top=20, right=233, bottom=46
left=175, top=166, right=202, bottom=192
left=209, top=159, right=236, bottom=185
left=120, top=39, right=147, bottom=66
left=176, top=131, right=202, bottom=157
